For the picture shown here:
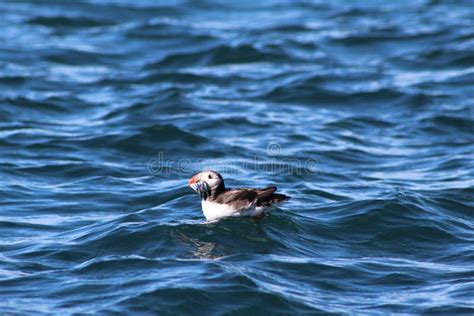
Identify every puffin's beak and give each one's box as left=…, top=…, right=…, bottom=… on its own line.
left=188, top=174, right=199, bottom=186
left=188, top=173, right=209, bottom=198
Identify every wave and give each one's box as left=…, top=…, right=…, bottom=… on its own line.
left=1, top=0, right=473, bottom=313
left=27, top=16, right=114, bottom=28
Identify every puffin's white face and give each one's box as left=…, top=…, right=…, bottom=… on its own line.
left=188, top=170, right=223, bottom=198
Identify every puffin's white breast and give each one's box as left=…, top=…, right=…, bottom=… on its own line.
left=201, top=200, right=261, bottom=221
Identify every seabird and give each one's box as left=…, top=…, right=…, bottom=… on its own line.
left=188, top=170, right=289, bottom=221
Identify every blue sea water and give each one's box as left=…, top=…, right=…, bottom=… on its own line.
left=0, top=0, right=473, bottom=314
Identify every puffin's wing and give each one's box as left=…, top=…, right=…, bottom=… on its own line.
left=256, top=186, right=289, bottom=207
left=256, top=186, right=277, bottom=203
left=214, top=189, right=258, bottom=210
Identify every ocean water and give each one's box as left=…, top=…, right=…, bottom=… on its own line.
left=1, top=0, right=473, bottom=314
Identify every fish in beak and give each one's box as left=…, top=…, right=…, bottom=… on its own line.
left=188, top=173, right=210, bottom=199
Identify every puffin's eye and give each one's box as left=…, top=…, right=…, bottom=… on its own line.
left=208, top=174, right=212, bottom=179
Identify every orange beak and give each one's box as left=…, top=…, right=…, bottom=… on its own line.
left=188, top=174, right=199, bottom=186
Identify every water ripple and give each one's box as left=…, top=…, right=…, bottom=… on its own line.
left=0, top=0, right=473, bottom=314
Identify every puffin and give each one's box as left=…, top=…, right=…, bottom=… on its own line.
left=188, top=170, right=289, bottom=221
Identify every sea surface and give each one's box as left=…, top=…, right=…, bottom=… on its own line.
left=1, top=0, right=473, bottom=314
